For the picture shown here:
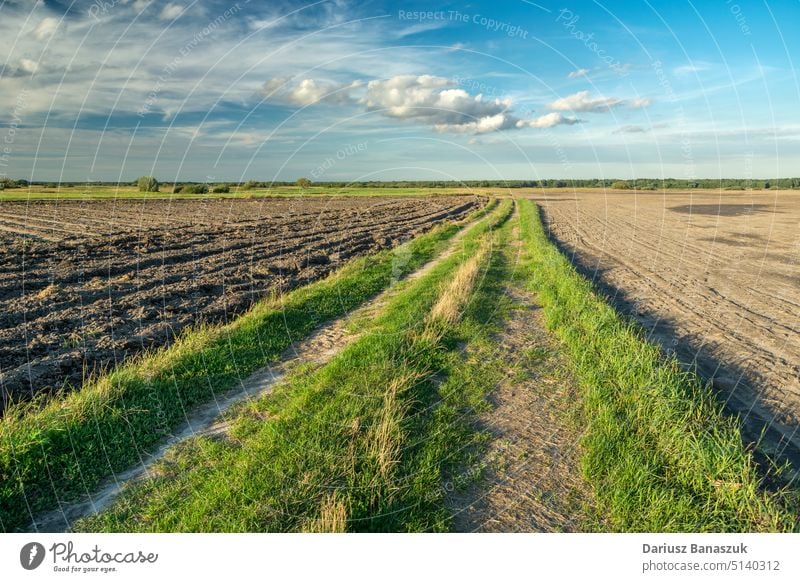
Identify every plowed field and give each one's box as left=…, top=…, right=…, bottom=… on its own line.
left=0, top=196, right=482, bottom=410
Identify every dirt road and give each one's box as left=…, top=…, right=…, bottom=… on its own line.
left=535, top=189, right=800, bottom=465
left=448, top=230, right=594, bottom=532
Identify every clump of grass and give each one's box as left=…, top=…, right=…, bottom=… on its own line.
left=517, top=199, right=798, bottom=532
left=305, top=493, right=349, bottom=533
left=61, top=331, right=82, bottom=349
left=367, top=375, right=413, bottom=483
left=425, top=245, right=490, bottom=334
left=35, top=283, right=59, bottom=300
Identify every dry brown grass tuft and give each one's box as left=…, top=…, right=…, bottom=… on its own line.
left=368, top=375, right=414, bottom=482
left=35, top=283, right=60, bottom=300
left=305, top=492, right=349, bottom=533
left=423, top=242, right=489, bottom=340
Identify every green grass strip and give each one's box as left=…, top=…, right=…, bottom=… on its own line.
left=0, top=200, right=497, bottom=532
left=77, top=200, right=514, bottom=532
left=517, top=199, right=797, bottom=532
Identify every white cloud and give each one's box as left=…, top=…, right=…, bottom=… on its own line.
left=159, top=4, right=184, bottom=20
left=290, top=78, right=360, bottom=106
left=263, top=77, right=361, bottom=106
left=548, top=91, right=652, bottom=113
left=266, top=75, right=590, bottom=134
left=435, top=113, right=516, bottom=134
left=19, top=58, right=39, bottom=74
left=549, top=91, right=623, bottom=112
left=363, top=75, right=516, bottom=132
left=263, top=74, right=593, bottom=135
left=567, top=68, right=589, bottom=79
left=516, top=112, right=583, bottom=129
left=286, top=78, right=329, bottom=106
left=132, top=0, right=153, bottom=12
left=262, top=77, right=290, bottom=96
left=628, top=97, right=652, bottom=109
left=33, top=17, right=59, bottom=40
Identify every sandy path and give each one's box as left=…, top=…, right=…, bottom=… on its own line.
left=448, top=223, right=596, bottom=532
left=535, top=189, right=800, bottom=467
left=30, top=208, right=483, bottom=532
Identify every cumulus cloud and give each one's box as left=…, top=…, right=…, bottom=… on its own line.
left=363, top=75, right=516, bottom=132
left=33, top=17, right=59, bottom=40
left=263, top=77, right=361, bottom=106
left=286, top=78, right=330, bottom=106
left=567, top=68, right=589, bottom=79
left=548, top=90, right=652, bottom=113
left=159, top=3, right=184, bottom=20
left=265, top=74, right=587, bottom=134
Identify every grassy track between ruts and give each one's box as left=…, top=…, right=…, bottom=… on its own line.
left=517, top=199, right=798, bottom=532
left=0, top=199, right=497, bottom=533
left=77, top=200, right=515, bottom=532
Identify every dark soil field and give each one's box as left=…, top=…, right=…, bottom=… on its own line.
left=0, top=196, right=482, bottom=411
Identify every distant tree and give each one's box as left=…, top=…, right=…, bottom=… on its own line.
left=212, top=185, right=230, bottom=193
left=172, top=185, right=183, bottom=193
left=610, top=181, right=629, bottom=190
left=137, top=176, right=159, bottom=192
left=296, top=177, right=312, bottom=189
left=183, top=184, right=209, bottom=194
left=242, top=180, right=259, bottom=190
left=763, top=181, right=771, bottom=189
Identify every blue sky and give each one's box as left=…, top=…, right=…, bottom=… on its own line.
left=1, top=0, right=799, bottom=181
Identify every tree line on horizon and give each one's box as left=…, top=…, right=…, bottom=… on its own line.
left=3, top=176, right=800, bottom=191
